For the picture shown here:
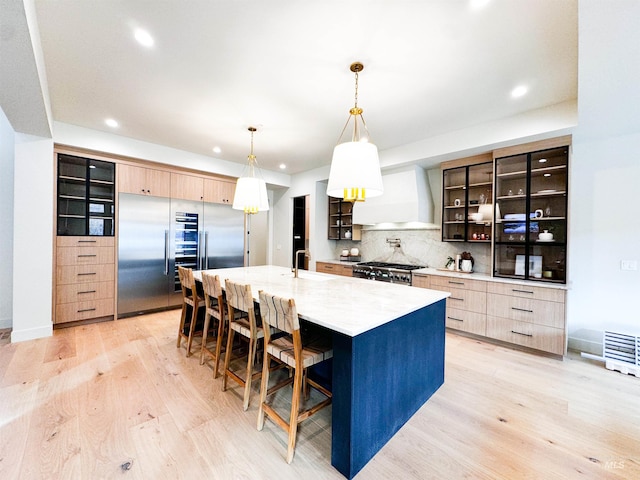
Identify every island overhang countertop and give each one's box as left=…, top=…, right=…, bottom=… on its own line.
left=193, top=264, right=449, bottom=337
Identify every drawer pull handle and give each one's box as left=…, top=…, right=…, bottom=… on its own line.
left=512, top=289, right=534, bottom=294
left=511, top=307, right=533, bottom=313
left=77, top=272, right=97, bottom=276
left=511, top=330, right=533, bottom=337
left=78, top=254, right=97, bottom=258
left=77, top=308, right=96, bottom=313
left=78, top=240, right=97, bottom=243
left=449, top=297, right=464, bottom=301
left=448, top=281, right=464, bottom=285
left=78, top=290, right=96, bottom=294
left=447, top=316, right=464, bottom=322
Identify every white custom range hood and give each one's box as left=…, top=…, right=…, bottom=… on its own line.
left=352, top=165, right=436, bottom=226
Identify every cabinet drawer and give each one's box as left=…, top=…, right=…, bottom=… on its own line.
left=486, top=315, right=565, bottom=355
left=487, top=293, right=564, bottom=329
left=445, top=308, right=486, bottom=336
left=486, top=282, right=565, bottom=303
left=432, top=287, right=485, bottom=314
left=57, top=264, right=115, bottom=285
left=56, top=281, right=114, bottom=305
left=56, top=246, right=114, bottom=265
left=412, top=274, right=430, bottom=289
left=317, top=262, right=353, bottom=277
left=57, top=236, right=115, bottom=248
left=55, top=298, right=114, bottom=324
left=430, top=275, right=487, bottom=292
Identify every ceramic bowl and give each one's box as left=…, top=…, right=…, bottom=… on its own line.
left=469, top=212, right=483, bottom=222
left=538, top=230, right=554, bottom=241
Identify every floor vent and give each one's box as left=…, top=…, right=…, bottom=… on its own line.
left=604, top=331, right=640, bottom=377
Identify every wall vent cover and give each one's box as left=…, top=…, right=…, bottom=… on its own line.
left=603, top=331, right=639, bottom=377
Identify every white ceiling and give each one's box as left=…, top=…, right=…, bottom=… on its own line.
left=33, top=0, right=577, bottom=175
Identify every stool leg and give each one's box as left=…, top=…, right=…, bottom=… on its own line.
left=257, top=348, right=271, bottom=430
left=186, top=304, right=197, bottom=357
left=213, top=314, right=225, bottom=379
left=200, top=311, right=211, bottom=365
left=243, top=336, right=256, bottom=411
left=222, top=327, right=235, bottom=392
left=287, top=365, right=303, bottom=464
left=177, top=303, right=187, bottom=348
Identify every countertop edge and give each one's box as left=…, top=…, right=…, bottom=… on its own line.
left=413, top=267, right=569, bottom=290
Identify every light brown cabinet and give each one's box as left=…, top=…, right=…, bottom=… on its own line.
left=118, top=164, right=171, bottom=197
left=428, top=275, right=487, bottom=336
left=411, top=273, right=431, bottom=289
left=54, top=236, right=115, bottom=324
left=486, top=282, right=566, bottom=355
left=204, top=178, right=235, bottom=205
left=171, top=173, right=204, bottom=202
left=316, top=262, right=354, bottom=277
left=414, top=271, right=566, bottom=355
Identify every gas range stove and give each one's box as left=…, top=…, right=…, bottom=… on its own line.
left=352, top=261, right=425, bottom=286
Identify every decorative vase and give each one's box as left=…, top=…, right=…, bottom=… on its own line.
left=461, top=259, right=473, bottom=272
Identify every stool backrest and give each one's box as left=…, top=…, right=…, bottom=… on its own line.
left=225, top=279, right=253, bottom=314
left=202, top=272, right=223, bottom=313
left=178, top=266, right=196, bottom=299
left=258, top=291, right=299, bottom=334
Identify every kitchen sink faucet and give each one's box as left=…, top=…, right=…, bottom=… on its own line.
left=294, top=249, right=310, bottom=278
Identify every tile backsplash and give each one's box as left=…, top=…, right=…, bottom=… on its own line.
left=334, top=228, right=491, bottom=274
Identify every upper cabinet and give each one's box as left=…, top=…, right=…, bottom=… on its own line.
left=493, top=145, right=569, bottom=283
left=57, top=153, right=115, bottom=236
left=118, top=164, right=171, bottom=197
left=328, top=197, right=360, bottom=240
left=442, top=160, right=493, bottom=242
left=171, top=173, right=204, bottom=202
left=204, top=178, right=235, bottom=205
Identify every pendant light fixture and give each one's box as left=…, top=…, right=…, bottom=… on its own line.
left=327, top=62, right=383, bottom=202
left=232, top=126, right=269, bottom=214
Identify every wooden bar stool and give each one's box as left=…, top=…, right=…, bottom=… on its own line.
left=256, top=290, right=333, bottom=464
left=199, top=272, right=226, bottom=378
left=176, top=266, right=205, bottom=357
left=222, top=279, right=265, bottom=411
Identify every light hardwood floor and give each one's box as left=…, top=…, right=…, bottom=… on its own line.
left=1, top=310, right=639, bottom=479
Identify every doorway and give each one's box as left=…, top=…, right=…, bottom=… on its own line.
left=292, top=195, right=309, bottom=270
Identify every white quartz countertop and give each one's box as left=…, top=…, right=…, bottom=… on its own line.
left=194, top=265, right=449, bottom=337
left=317, top=259, right=360, bottom=266
left=413, top=267, right=569, bottom=290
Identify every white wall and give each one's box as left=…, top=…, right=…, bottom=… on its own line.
left=0, top=108, right=15, bottom=329
left=11, top=134, right=54, bottom=342
left=566, top=0, right=640, bottom=353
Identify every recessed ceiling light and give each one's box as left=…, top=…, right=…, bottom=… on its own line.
left=212, top=146, right=221, bottom=154
left=134, top=28, right=154, bottom=48
left=539, top=158, right=547, bottom=163
left=279, top=164, right=286, bottom=170
left=544, top=173, right=551, bottom=177
left=105, top=118, right=118, bottom=128
left=511, top=85, right=528, bottom=98
left=469, top=0, right=491, bottom=10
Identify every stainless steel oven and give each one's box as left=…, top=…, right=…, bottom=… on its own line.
left=352, top=262, right=425, bottom=286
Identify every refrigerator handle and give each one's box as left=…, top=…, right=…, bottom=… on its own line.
left=197, top=231, right=203, bottom=270
left=164, top=229, right=169, bottom=275
left=204, top=231, right=209, bottom=269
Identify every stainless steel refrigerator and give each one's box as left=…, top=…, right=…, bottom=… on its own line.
left=117, top=193, right=245, bottom=317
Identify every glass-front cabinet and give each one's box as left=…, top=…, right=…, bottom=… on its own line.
left=493, top=146, right=568, bottom=283
left=442, top=162, right=493, bottom=242
left=328, top=197, right=357, bottom=240
left=57, top=153, right=115, bottom=236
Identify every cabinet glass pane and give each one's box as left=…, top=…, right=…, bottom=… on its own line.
left=494, top=145, right=568, bottom=284
left=57, top=154, right=115, bottom=236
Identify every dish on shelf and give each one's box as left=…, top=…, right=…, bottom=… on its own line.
left=535, top=239, right=555, bottom=243
left=536, top=189, right=557, bottom=194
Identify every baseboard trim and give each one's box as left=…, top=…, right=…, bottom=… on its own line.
left=11, top=324, right=53, bottom=343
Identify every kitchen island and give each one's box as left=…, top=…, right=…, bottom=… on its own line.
left=195, top=265, right=448, bottom=479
